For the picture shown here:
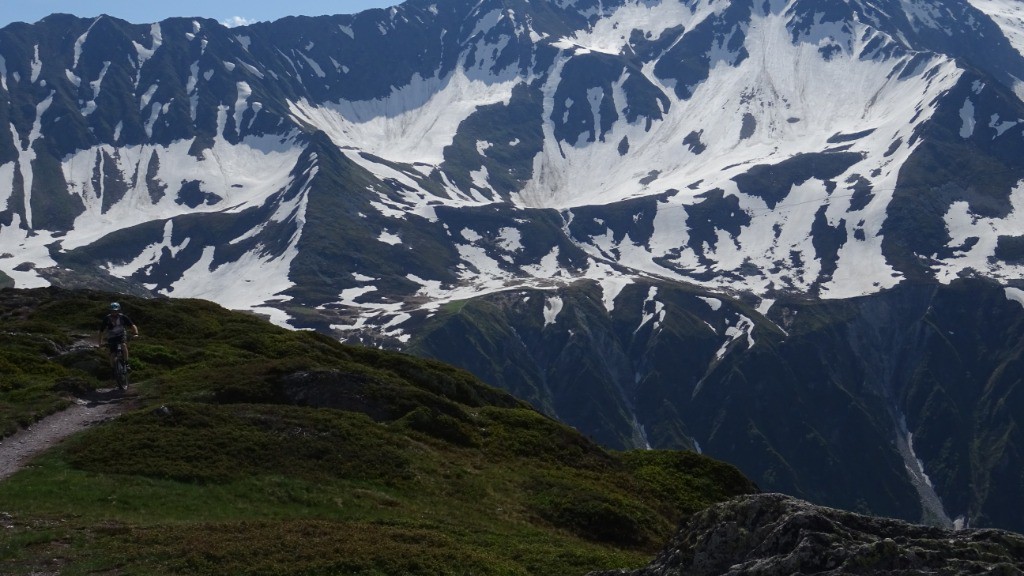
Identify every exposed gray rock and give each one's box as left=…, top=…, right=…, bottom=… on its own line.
left=590, top=493, right=1024, bottom=576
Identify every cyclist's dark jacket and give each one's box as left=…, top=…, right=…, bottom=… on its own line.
left=100, top=314, right=135, bottom=342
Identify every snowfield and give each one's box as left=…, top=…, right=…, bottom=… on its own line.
left=2, top=0, right=1024, bottom=331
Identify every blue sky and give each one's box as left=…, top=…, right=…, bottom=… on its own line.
left=0, top=1, right=399, bottom=28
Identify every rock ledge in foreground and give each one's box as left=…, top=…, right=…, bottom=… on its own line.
left=591, top=493, right=1024, bottom=576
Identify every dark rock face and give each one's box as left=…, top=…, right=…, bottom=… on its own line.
left=591, top=494, right=1024, bottom=576
left=412, top=278, right=1024, bottom=533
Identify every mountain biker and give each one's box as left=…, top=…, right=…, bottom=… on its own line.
left=97, top=302, right=139, bottom=369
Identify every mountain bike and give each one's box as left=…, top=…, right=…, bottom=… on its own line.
left=112, top=335, right=131, bottom=391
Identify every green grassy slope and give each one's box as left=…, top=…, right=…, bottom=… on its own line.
left=0, top=287, right=756, bottom=576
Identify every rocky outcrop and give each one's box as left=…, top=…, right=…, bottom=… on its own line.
left=590, top=493, right=1024, bottom=576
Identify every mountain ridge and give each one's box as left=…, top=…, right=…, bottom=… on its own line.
left=5, top=0, right=1024, bottom=305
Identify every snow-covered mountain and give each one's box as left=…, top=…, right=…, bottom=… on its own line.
left=1, top=0, right=1024, bottom=532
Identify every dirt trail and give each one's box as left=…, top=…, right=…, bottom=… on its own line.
left=0, top=389, right=130, bottom=481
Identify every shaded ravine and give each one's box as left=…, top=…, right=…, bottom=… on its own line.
left=0, top=389, right=130, bottom=481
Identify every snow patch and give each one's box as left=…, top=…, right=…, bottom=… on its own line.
left=969, top=0, right=1024, bottom=59
left=936, top=184, right=1024, bottom=285
left=543, top=295, right=564, bottom=327
left=407, top=274, right=445, bottom=301
left=30, top=45, right=42, bottom=83
left=523, top=247, right=562, bottom=279
left=568, top=0, right=728, bottom=55
left=959, top=98, right=976, bottom=138
left=989, top=113, right=1017, bottom=137
left=700, top=296, right=723, bottom=311
left=288, top=68, right=518, bottom=166
left=497, top=227, right=522, bottom=252
left=133, top=24, right=163, bottom=74
left=104, top=221, right=189, bottom=278
left=298, top=52, right=327, bottom=78
left=377, top=230, right=402, bottom=245
left=635, top=287, right=665, bottom=335
left=903, top=0, right=952, bottom=34
left=340, top=286, right=378, bottom=302
left=599, top=277, right=631, bottom=313
left=715, top=314, right=755, bottom=361
left=1005, top=287, right=1024, bottom=308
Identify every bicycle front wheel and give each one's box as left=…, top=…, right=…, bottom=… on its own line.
left=115, top=359, right=129, bottom=390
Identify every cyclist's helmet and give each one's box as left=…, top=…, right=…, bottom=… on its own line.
left=109, top=302, right=121, bottom=311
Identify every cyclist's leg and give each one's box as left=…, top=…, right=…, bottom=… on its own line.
left=106, top=337, right=120, bottom=367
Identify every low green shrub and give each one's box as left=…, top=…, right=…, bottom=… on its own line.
left=397, top=406, right=481, bottom=447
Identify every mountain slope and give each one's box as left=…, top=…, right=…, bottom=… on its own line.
left=0, top=286, right=757, bottom=576
left=2, top=0, right=1024, bottom=310
left=2, top=0, right=1024, bottom=534
left=408, top=277, right=1024, bottom=531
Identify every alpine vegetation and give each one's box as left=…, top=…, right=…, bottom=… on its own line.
left=0, top=287, right=758, bottom=575
left=1, top=0, right=1023, bottom=533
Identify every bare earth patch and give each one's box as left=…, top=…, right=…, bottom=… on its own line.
left=0, top=389, right=131, bottom=481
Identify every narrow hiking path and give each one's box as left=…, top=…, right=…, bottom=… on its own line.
left=0, top=389, right=131, bottom=481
